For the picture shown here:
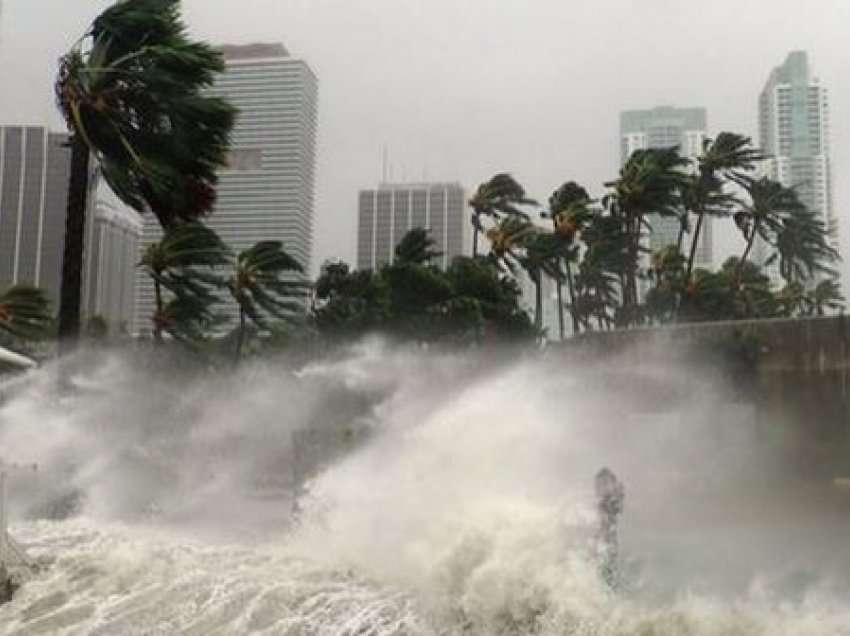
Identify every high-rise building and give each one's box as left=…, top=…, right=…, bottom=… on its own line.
left=356, top=182, right=466, bottom=270
left=83, top=193, right=141, bottom=333
left=0, top=125, right=139, bottom=330
left=133, top=42, right=318, bottom=335
left=0, top=126, right=83, bottom=309
left=755, top=51, right=835, bottom=282
left=619, top=106, right=713, bottom=269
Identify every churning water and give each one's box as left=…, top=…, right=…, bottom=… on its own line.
left=1, top=340, right=849, bottom=635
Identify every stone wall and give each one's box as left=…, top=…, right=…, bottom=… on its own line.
left=559, top=316, right=850, bottom=476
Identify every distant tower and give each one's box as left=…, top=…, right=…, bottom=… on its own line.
left=619, top=106, right=713, bottom=271
left=356, top=182, right=466, bottom=270
left=133, top=43, right=318, bottom=334
left=0, top=126, right=92, bottom=309
left=755, top=51, right=835, bottom=284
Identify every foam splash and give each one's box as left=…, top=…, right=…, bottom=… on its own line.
left=0, top=342, right=848, bottom=634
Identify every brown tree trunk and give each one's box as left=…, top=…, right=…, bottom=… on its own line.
left=686, top=211, right=705, bottom=279
left=234, top=306, right=246, bottom=365
left=153, top=278, right=164, bottom=343
left=58, top=135, right=91, bottom=350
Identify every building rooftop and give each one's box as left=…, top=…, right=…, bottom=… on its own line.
left=219, top=43, right=289, bottom=61
left=373, top=182, right=464, bottom=190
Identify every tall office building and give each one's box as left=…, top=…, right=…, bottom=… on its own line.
left=356, top=182, right=466, bottom=270
left=0, top=125, right=139, bottom=329
left=0, top=126, right=83, bottom=309
left=620, top=106, right=713, bottom=269
left=133, top=43, right=318, bottom=335
left=755, top=51, right=835, bottom=281
left=83, top=194, right=141, bottom=333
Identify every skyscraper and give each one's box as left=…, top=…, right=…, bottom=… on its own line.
left=133, top=42, right=318, bottom=334
left=619, top=106, right=713, bottom=269
left=0, top=125, right=139, bottom=329
left=0, top=126, right=83, bottom=309
left=356, top=182, right=466, bottom=270
left=83, top=194, right=141, bottom=333
left=755, top=51, right=835, bottom=280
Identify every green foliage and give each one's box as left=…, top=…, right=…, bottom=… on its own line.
left=139, top=222, right=230, bottom=341
left=469, top=173, right=537, bottom=257
left=228, top=241, right=308, bottom=362
left=313, top=237, right=536, bottom=346
left=56, top=0, right=236, bottom=228
left=0, top=286, right=52, bottom=341
left=394, top=228, right=443, bottom=265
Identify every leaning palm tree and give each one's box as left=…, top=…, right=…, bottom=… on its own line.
left=469, top=174, right=536, bottom=257
left=806, top=278, right=844, bottom=317
left=521, top=231, right=564, bottom=333
left=604, top=147, right=688, bottom=326
left=394, top=228, right=443, bottom=266
left=139, top=223, right=231, bottom=343
left=683, top=133, right=762, bottom=280
left=55, top=0, right=236, bottom=342
left=730, top=175, right=808, bottom=284
left=485, top=214, right=537, bottom=275
left=770, top=209, right=839, bottom=284
left=0, top=287, right=52, bottom=342
left=544, top=181, right=592, bottom=337
left=227, top=241, right=307, bottom=363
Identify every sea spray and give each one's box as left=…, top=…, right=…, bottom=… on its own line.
left=0, top=342, right=847, bottom=634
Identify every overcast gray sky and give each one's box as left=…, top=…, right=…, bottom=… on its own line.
left=2, top=0, right=849, bottom=279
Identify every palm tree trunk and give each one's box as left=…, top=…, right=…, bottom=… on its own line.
left=472, top=223, right=479, bottom=258
left=153, top=278, right=164, bottom=343
left=57, top=135, right=90, bottom=349
left=234, top=306, right=247, bottom=364
left=565, top=262, right=580, bottom=336
left=686, top=211, right=705, bottom=279
left=736, top=222, right=760, bottom=283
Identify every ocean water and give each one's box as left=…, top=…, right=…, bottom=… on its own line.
left=1, top=341, right=849, bottom=635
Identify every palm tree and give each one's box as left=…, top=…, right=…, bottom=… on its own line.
left=730, top=175, right=807, bottom=283
left=139, top=223, right=231, bottom=343
left=521, top=232, right=564, bottom=333
left=683, top=133, right=762, bottom=280
left=771, top=209, right=839, bottom=284
left=604, top=147, right=688, bottom=325
left=394, top=228, right=443, bottom=265
left=485, top=214, right=537, bottom=275
left=545, top=182, right=592, bottom=337
left=55, top=0, right=236, bottom=343
left=806, top=278, right=844, bottom=316
left=469, top=173, right=536, bottom=257
left=0, top=287, right=52, bottom=342
left=776, top=281, right=806, bottom=317
left=228, top=241, right=307, bottom=363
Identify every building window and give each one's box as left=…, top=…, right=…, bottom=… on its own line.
left=225, top=148, right=263, bottom=171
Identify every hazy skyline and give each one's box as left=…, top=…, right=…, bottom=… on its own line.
left=2, top=0, right=848, bottom=279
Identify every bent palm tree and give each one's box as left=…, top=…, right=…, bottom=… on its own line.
left=604, top=147, right=688, bottom=326
left=730, top=175, right=807, bottom=284
left=485, top=214, right=537, bottom=275
left=545, top=181, right=592, bottom=337
left=139, top=223, right=231, bottom=343
left=469, top=173, right=536, bottom=257
left=806, top=278, right=844, bottom=316
left=55, top=0, right=236, bottom=342
left=0, top=287, right=52, bottom=341
left=684, top=133, right=762, bottom=280
left=228, top=241, right=307, bottom=363
left=394, top=228, right=443, bottom=266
